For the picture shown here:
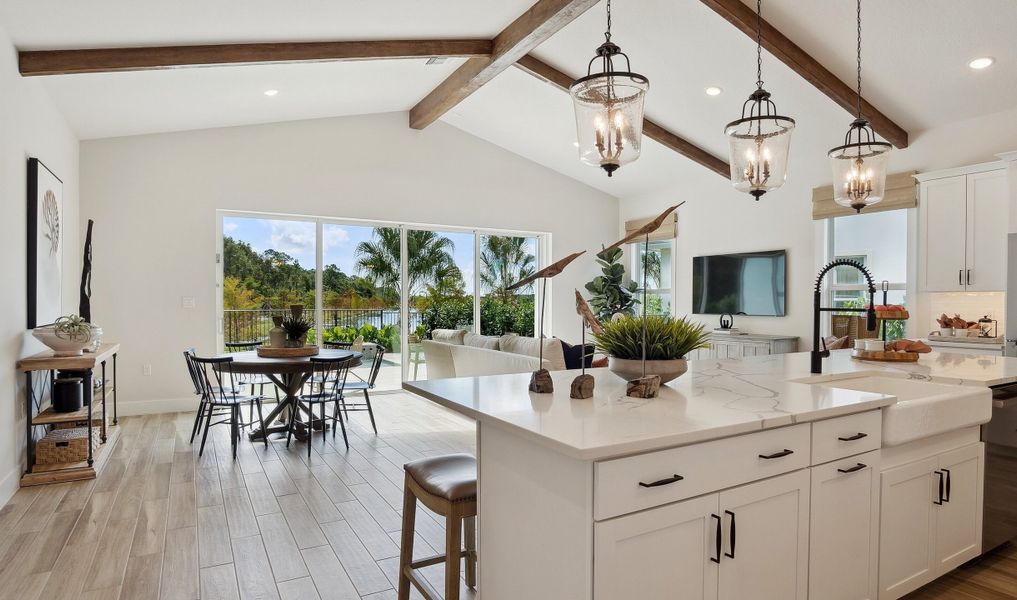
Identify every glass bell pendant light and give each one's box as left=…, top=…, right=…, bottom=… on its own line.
left=828, top=0, right=891, bottom=213
left=725, top=0, right=795, bottom=199
left=569, top=0, right=649, bottom=177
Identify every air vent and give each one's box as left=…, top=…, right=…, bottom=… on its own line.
left=425, top=57, right=448, bottom=65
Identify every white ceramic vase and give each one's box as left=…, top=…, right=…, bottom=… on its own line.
left=608, top=357, right=689, bottom=384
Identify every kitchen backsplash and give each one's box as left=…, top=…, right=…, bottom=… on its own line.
left=927, top=292, right=1005, bottom=336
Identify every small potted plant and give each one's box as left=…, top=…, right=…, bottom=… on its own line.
left=33, top=314, right=104, bottom=356
left=281, top=316, right=312, bottom=348
left=594, top=315, right=710, bottom=384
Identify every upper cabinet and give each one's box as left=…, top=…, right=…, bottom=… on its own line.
left=919, top=165, right=1008, bottom=292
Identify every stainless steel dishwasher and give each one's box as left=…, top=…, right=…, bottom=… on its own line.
left=983, top=382, right=1017, bottom=552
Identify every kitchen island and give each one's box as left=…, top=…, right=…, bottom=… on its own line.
left=404, top=349, right=1002, bottom=600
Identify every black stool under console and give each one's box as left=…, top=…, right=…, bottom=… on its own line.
left=17, top=342, right=120, bottom=487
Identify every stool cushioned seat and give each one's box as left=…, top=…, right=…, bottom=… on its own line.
left=404, top=454, right=477, bottom=502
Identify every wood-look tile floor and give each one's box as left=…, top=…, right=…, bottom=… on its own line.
left=0, top=392, right=477, bottom=600
left=903, top=543, right=1017, bottom=599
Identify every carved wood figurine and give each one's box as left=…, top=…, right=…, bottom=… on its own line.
left=516, top=251, right=587, bottom=394
left=570, top=291, right=602, bottom=399
left=597, top=201, right=685, bottom=256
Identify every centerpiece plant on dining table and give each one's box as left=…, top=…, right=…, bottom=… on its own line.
left=281, top=316, right=312, bottom=348
left=594, top=315, right=710, bottom=384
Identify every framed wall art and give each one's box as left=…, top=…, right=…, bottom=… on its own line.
left=27, top=157, right=63, bottom=329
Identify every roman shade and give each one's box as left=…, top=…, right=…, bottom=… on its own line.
left=812, top=171, right=917, bottom=220
left=623, top=212, right=677, bottom=242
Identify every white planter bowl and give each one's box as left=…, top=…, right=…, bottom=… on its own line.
left=33, top=324, right=103, bottom=356
left=608, top=357, right=689, bottom=384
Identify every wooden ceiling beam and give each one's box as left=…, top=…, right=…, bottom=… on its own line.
left=408, top=0, right=599, bottom=130
left=699, top=0, right=908, bottom=148
left=19, top=39, right=494, bottom=76
left=515, top=55, right=731, bottom=178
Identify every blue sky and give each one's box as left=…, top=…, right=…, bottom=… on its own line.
left=224, top=216, right=479, bottom=293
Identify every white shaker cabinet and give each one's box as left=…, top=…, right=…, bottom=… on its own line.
left=918, top=165, right=1008, bottom=292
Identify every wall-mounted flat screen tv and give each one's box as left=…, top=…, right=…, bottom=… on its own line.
left=692, top=250, right=786, bottom=316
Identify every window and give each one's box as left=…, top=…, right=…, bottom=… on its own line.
left=630, top=240, right=673, bottom=316
left=827, top=210, right=908, bottom=340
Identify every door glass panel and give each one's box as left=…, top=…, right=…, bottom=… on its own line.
left=480, top=234, right=538, bottom=336
left=323, top=224, right=402, bottom=391
left=222, top=216, right=317, bottom=351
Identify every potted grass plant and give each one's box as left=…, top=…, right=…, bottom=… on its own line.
left=281, top=316, right=312, bottom=348
left=594, top=315, right=710, bottom=384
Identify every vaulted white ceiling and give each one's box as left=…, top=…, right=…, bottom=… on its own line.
left=2, top=0, right=1015, bottom=198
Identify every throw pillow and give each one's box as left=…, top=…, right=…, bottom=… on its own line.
left=559, top=340, right=595, bottom=370
left=431, top=329, right=467, bottom=345
left=464, top=332, right=500, bottom=350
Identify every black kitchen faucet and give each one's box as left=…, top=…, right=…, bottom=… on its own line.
left=812, top=259, right=878, bottom=374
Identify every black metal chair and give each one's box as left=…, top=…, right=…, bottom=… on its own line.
left=340, top=347, right=384, bottom=434
left=191, top=355, right=268, bottom=459
left=288, top=356, right=355, bottom=456
left=323, top=341, right=353, bottom=350
left=225, top=339, right=279, bottom=424
left=184, top=349, right=245, bottom=443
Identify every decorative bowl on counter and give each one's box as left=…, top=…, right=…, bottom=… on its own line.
left=32, top=321, right=103, bottom=356
left=608, top=357, right=689, bottom=384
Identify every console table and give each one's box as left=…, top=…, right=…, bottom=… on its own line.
left=16, top=342, right=120, bottom=486
left=687, top=332, right=799, bottom=360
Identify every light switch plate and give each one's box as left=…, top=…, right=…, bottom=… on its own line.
left=181, top=296, right=196, bottom=309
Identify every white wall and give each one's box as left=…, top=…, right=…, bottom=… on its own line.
left=80, top=112, right=618, bottom=415
left=620, top=104, right=1017, bottom=347
left=0, top=24, right=80, bottom=504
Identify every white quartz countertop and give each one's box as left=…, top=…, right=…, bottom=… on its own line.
left=404, top=349, right=1017, bottom=461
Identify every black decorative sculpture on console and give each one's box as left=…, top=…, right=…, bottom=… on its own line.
left=812, top=259, right=876, bottom=374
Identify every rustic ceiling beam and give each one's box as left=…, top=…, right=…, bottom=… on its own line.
left=699, top=0, right=908, bottom=148
left=515, top=55, right=731, bottom=178
left=408, top=0, right=599, bottom=130
left=19, top=39, right=494, bottom=76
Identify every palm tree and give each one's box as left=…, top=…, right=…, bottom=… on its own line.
left=480, top=236, right=537, bottom=301
left=355, top=228, right=457, bottom=298
left=638, top=247, right=662, bottom=289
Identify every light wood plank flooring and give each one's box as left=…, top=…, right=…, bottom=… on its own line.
left=903, top=543, right=1017, bottom=599
left=0, top=392, right=477, bottom=600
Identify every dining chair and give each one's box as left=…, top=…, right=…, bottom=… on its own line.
left=226, top=339, right=279, bottom=418
left=339, top=347, right=384, bottom=434
left=191, top=355, right=269, bottom=458
left=288, top=356, right=354, bottom=456
left=323, top=341, right=353, bottom=350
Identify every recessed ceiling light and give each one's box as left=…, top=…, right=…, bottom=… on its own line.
left=264, top=89, right=279, bottom=97
left=968, top=57, right=995, bottom=70
left=705, top=86, right=723, bottom=96
left=573, top=141, right=580, bottom=148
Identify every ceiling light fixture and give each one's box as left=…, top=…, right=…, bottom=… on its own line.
left=968, top=57, right=995, bottom=70
left=705, top=86, right=723, bottom=96
left=724, top=0, right=795, bottom=199
left=569, top=0, right=649, bottom=177
left=828, top=0, right=891, bottom=213
left=264, top=89, right=279, bottom=97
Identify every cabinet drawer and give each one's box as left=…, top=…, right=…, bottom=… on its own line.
left=595, top=424, right=810, bottom=520
left=811, top=410, right=881, bottom=465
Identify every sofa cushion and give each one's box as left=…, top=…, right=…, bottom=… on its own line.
left=560, top=340, right=595, bottom=370
left=450, top=344, right=541, bottom=377
left=463, top=332, right=500, bottom=350
left=499, top=335, right=567, bottom=371
left=431, top=329, right=467, bottom=345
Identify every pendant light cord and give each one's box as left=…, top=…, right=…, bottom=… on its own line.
left=856, top=0, right=862, bottom=119
left=755, top=0, right=763, bottom=89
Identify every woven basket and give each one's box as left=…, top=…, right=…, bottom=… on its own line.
left=36, top=427, right=100, bottom=465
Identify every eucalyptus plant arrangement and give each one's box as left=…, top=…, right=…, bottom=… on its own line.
left=53, top=314, right=92, bottom=341
left=594, top=315, right=710, bottom=361
left=585, top=247, right=639, bottom=321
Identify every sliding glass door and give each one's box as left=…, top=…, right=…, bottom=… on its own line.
left=480, top=234, right=538, bottom=336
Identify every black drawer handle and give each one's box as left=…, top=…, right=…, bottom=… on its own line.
left=724, top=510, right=736, bottom=559
left=638, top=474, right=684, bottom=488
left=758, top=449, right=794, bottom=460
left=934, top=470, right=945, bottom=505
left=943, top=468, right=951, bottom=503
left=838, top=463, right=867, bottom=474
left=710, top=514, right=722, bottom=563
left=838, top=432, right=868, bottom=442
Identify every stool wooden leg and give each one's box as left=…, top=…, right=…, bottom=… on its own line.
left=446, top=505, right=463, bottom=600
left=464, top=515, right=477, bottom=589
left=398, top=475, right=418, bottom=600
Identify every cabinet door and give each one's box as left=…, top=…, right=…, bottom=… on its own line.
left=920, top=177, right=968, bottom=291
left=965, top=170, right=1008, bottom=291
left=739, top=342, right=772, bottom=357
left=878, top=456, right=939, bottom=599
left=935, top=443, right=984, bottom=574
left=711, top=341, right=734, bottom=359
left=717, top=470, right=810, bottom=600
left=595, top=494, right=719, bottom=600
left=809, top=451, right=881, bottom=600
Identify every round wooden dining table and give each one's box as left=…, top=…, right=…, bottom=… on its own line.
left=222, top=349, right=362, bottom=441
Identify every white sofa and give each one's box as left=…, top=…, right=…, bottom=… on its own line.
left=420, top=329, right=568, bottom=379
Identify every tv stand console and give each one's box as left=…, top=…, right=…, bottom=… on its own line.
left=688, top=332, right=798, bottom=360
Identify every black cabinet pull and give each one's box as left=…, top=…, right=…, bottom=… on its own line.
left=838, top=463, right=867, bottom=474
left=838, top=432, right=868, bottom=442
left=943, top=468, right=951, bottom=502
left=638, top=474, right=684, bottom=488
left=758, top=449, right=794, bottom=460
left=724, top=510, right=736, bottom=559
left=711, top=514, right=722, bottom=563
left=959, top=269, right=963, bottom=286
left=967, top=270, right=972, bottom=286
left=934, top=470, right=945, bottom=505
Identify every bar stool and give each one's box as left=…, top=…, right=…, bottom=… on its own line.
left=399, top=454, right=478, bottom=600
